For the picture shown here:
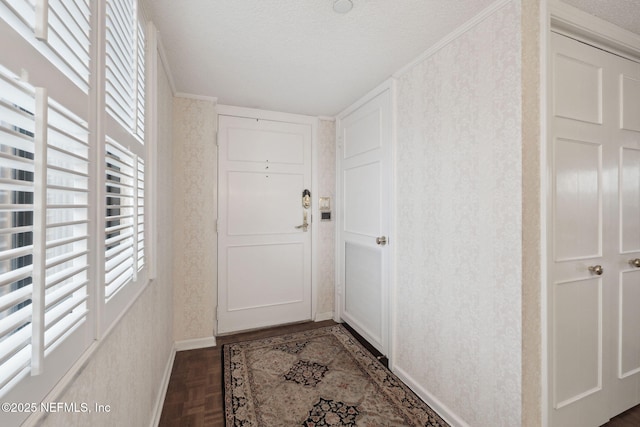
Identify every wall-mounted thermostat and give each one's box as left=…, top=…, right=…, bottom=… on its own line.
left=319, top=197, right=331, bottom=221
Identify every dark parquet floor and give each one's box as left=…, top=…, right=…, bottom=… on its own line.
left=157, top=320, right=640, bottom=426
left=158, top=320, right=336, bottom=427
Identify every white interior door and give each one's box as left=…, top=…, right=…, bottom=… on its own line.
left=337, top=86, right=392, bottom=355
left=549, top=32, right=640, bottom=427
left=217, top=115, right=312, bottom=334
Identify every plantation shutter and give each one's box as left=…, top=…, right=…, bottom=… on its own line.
left=0, top=65, right=90, bottom=396
left=0, top=68, right=36, bottom=394
left=40, top=98, right=89, bottom=364
left=0, top=0, right=35, bottom=30
left=135, top=17, right=145, bottom=141
left=135, top=157, right=144, bottom=270
left=1, top=0, right=91, bottom=90
left=42, top=0, right=91, bottom=86
left=105, top=0, right=135, bottom=131
left=105, top=139, right=142, bottom=299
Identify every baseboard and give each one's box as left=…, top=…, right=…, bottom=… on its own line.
left=392, top=364, right=470, bottom=427
left=174, top=336, right=217, bottom=351
left=151, top=345, right=176, bottom=427
left=314, top=311, right=334, bottom=322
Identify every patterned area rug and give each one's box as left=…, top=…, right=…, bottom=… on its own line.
left=223, top=325, right=449, bottom=426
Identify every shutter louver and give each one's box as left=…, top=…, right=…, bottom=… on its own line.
left=43, top=99, right=89, bottom=354
left=0, top=0, right=36, bottom=30
left=136, top=157, right=143, bottom=270
left=0, top=67, right=36, bottom=395
left=105, top=139, right=135, bottom=300
left=45, top=0, right=91, bottom=85
left=0, top=66, right=90, bottom=397
left=105, top=0, right=135, bottom=131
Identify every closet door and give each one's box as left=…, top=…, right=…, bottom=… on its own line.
left=549, top=32, right=640, bottom=427
left=337, top=85, right=392, bottom=356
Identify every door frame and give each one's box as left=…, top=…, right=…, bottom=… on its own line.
left=543, top=3, right=640, bottom=425
left=334, top=78, right=397, bottom=365
left=214, top=104, right=320, bottom=331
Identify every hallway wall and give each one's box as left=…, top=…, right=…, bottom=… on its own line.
left=392, top=1, right=523, bottom=425
left=172, top=97, right=218, bottom=341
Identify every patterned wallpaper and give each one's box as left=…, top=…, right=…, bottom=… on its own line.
left=316, top=119, right=336, bottom=318
left=172, top=98, right=217, bottom=340
left=39, top=54, right=175, bottom=427
left=393, top=1, right=522, bottom=426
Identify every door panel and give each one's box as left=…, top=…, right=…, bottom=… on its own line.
left=338, top=86, right=392, bottom=355
left=218, top=115, right=312, bottom=334
left=619, top=270, right=640, bottom=378
left=344, top=242, right=382, bottom=342
left=227, top=171, right=303, bottom=235
left=553, top=277, right=602, bottom=408
left=620, top=75, right=640, bottom=132
left=553, top=53, right=602, bottom=124
left=553, top=138, right=602, bottom=260
left=620, top=148, right=640, bottom=252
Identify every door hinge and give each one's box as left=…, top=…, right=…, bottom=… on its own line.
left=214, top=219, right=218, bottom=233
left=214, top=130, right=219, bottom=146
left=215, top=306, right=218, bottom=321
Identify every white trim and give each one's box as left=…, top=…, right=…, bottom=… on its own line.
left=548, top=1, right=640, bottom=61
left=314, top=311, right=335, bottom=322
left=155, top=30, right=175, bottom=96
left=174, top=336, right=217, bottom=352
left=150, top=345, right=176, bottom=427
left=392, top=365, right=470, bottom=427
left=540, top=2, right=550, bottom=426
left=393, top=0, right=512, bottom=78
left=147, top=21, right=159, bottom=281
left=175, top=92, right=218, bottom=103
left=311, top=116, right=320, bottom=322
left=388, top=77, right=398, bottom=371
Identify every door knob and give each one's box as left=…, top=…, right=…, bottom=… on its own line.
left=630, top=259, right=640, bottom=268
left=588, top=265, right=603, bottom=275
left=376, top=236, right=387, bottom=246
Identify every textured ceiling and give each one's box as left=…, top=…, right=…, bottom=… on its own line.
left=145, top=0, right=496, bottom=117
left=561, top=0, right=640, bottom=36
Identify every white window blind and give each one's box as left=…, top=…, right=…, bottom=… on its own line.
left=105, top=0, right=139, bottom=136
left=0, top=0, right=35, bottom=30
left=135, top=17, right=145, bottom=141
left=0, top=66, right=90, bottom=397
left=1, top=0, right=91, bottom=89
left=44, top=0, right=91, bottom=85
left=105, top=139, right=144, bottom=300
left=0, top=67, right=36, bottom=395
left=135, top=157, right=144, bottom=270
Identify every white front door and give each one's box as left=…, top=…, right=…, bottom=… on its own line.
left=337, top=85, right=392, bottom=355
left=549, top=32, right=640, bottom=427
left=217, top=114, right=312, bottom=334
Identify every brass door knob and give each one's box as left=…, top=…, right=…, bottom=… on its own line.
left=630, top=259, right=640, bottom=268
left=376, top=236, right=387, bottom=246
left=588, top=265, right=603, bottom=275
